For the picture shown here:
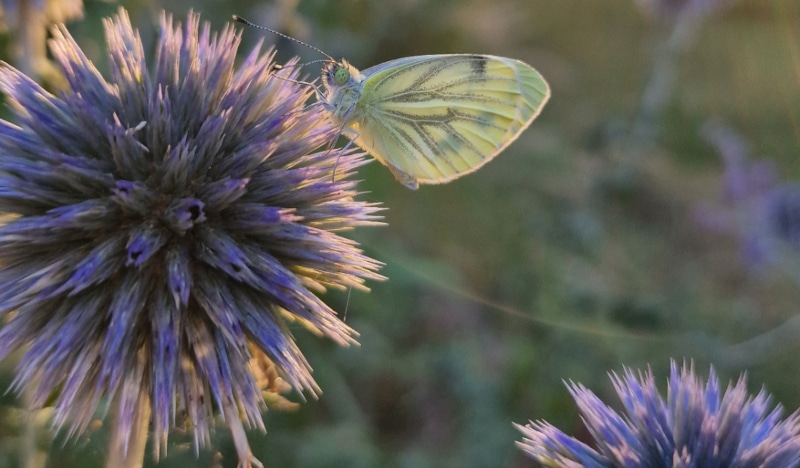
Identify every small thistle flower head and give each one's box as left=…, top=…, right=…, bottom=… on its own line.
left=0, top=7, right=382, bottom=465
left=695, top=121, right=800, bottom=272
left=515, top=360, right=800, bottom=467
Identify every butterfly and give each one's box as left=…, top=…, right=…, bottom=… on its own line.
left=319, top=55, right=550, bottom=189
left=232, top=17, right=550, bottom=189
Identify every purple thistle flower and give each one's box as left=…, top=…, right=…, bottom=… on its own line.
left=0, top=8, right=383, bottom=466
left=694, top=121, right=800, bottom=272
left=515, top=361, right=800, bottom=467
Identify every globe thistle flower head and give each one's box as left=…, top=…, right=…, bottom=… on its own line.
left=0, top=7, right=383, bottom=465
left=516, top=360, right=800, bottom=467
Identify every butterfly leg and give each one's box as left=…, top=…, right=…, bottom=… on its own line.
left=329, top=120, right=358, bottom=183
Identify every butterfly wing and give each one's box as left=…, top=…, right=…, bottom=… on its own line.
left=346, top=54, right=549, bottom=189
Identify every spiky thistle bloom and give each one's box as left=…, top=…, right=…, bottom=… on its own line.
left=515, top=360, right=800, bottom=467
left=0, top=7, right=383, bottom=466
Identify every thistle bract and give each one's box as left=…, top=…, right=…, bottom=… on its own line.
left=0, top=8, right=383, bottom=464
left=516, top=361, right=800, bottom=467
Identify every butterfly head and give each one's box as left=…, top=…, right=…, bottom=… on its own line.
left=320, top=60, right=365, bottom=120
left=322, top=60, right=362, bottom=91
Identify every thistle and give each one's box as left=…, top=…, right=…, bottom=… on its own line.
left=0, top=8, right=383, bottom=467
left=516, top=360, right=800, bottom=467
left=695, top=121, right=800, bottom=273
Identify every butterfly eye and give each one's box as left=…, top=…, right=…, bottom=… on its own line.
left=334, top=66, right=350, bottom=85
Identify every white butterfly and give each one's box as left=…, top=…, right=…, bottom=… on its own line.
left=233, top=17, right=550, bottom=189
left=319, top=54, right=550, bottom=189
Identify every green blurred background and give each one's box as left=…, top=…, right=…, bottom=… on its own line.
left=2, top=0, right=800, bottom=466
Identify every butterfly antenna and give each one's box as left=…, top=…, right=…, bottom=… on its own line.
left=302, top=59, right=333, bottom=68
left=232, top=15, right=335, bottom=62
left=233, top=15, right=349, bottom=181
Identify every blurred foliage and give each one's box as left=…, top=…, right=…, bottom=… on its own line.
left=1, top=0, right=800, bottom=467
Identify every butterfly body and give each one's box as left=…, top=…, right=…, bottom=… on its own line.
left=320, top=54, right=550, bottom=189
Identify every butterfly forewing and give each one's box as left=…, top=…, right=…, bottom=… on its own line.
left=347, top=55, right=549, bottom=189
